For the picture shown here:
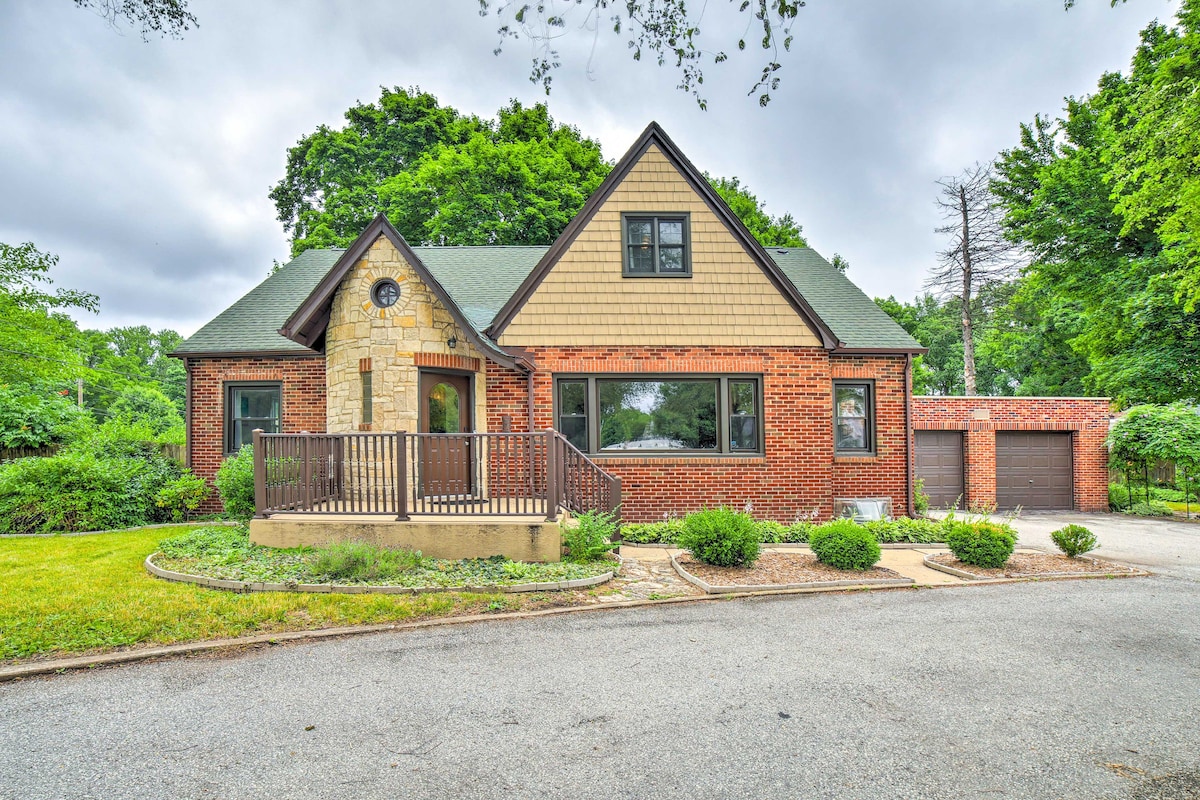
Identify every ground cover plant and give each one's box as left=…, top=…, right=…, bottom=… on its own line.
left=620, top=515, right=944, bottom=545
left=154, top=526, right=613, bottom=588
left=1051, top=524, right=1098, bottom=558
left=808, top=520, right=882, bottom=571
left=0, top=526, right=517, bottom=662
left=945, top=521, right=1017, bottom=569
left=677, top=508, right=760, bottom=567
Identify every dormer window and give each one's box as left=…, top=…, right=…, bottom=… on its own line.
left=623, top=214, right=690, bottom=276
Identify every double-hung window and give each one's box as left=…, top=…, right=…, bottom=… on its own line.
left=624, top=214, right=690, bottom=276
left=555, top=376, right=761, bottom=455
left=226, top=383, right=281, bottom=453
left=833, top=381, right=874, bottom=455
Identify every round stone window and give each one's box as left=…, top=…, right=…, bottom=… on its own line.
left=370, top=278, right=401, bottom=309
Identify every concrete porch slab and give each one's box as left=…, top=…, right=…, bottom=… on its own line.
left=250, top=514, right=562, bottom=562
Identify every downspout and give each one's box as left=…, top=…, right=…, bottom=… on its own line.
left=184, top=358, right=193, bottom=469
left=904, top=353, right=915, bottom=518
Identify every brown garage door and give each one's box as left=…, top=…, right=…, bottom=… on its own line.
left=914, top=431, right=964, bottom=509
left=996, top=432, right=1073, bottom=510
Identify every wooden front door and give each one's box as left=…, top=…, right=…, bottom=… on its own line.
left=418, top=372, right=473, bottom=498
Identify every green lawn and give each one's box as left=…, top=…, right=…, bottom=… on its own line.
left=0, top=527, right=510, bottom=663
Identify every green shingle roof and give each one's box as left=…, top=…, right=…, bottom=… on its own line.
left=769, top=249, right=922, bottom=351
left=175, top=243, right=918, bottom=355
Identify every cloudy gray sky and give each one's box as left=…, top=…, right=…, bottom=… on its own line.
left=0, top=0, right=1174, bottom=337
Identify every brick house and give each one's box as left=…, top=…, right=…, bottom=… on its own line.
left=174, top=122, right=1108, bottom=525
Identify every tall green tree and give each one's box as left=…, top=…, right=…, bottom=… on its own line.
left=991, top=5, right=1200, bottom=405
left=271, top=89, right=807, bottom=255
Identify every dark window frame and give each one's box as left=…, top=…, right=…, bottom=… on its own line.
left=225, top=381, right=282, bottom=455
left=621, top=212, right=692, bottom=277
left=833, top=379, right=875, bottom=456
left=553, top=374, right=763, bottom=456
left=361, top=371, right=373, bottom=426
left=370, top=278, right=401, bottom=308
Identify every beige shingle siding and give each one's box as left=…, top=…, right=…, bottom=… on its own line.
left=497, top=145, right=822, bottom=348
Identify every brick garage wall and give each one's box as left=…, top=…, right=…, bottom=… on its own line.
left=912, top=396, right=1111, bottom=512
left=186, top=355, right=327, bottom=513
left=486, top=347, right=910, bottom=523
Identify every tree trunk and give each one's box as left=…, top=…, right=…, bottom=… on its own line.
left=959, top=186, right=977, bottom=395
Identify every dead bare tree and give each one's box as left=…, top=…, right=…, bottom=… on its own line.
left=925, top=163, right=1017, bottom=395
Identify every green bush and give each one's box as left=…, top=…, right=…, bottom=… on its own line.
left=809, top=520, right=882, bottom=571
left=618, top=519, right=685, bottom=544
left=913, top=478, right=930, bottom=515
left=1109, top=483, right=1133, bottom=511
left=310, top=541, right=423, bottom=582
left=154, top=470, right=211, bottom=522
left=1051, top=524, right=1098, bottom=558
left=678, top=508, right=760, bottom=567
left=108, top=385, right=185, bottom=444
left=1126, top=501, right=1174, bottom=517
left=215, top=445, right=256, bottom=519
left=0, top=383, right=91, bottom=449
left=563, top=510, right=619, bottom=563
left=945, top=521, right=1016, bottom=568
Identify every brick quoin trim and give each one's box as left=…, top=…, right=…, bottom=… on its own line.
left=487, top=347, right=910, bottom=523
left=186, top=355, right=326, bottom=513
left=912, top=396, right=1111, bottom=513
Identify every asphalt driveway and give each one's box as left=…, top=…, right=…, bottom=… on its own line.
left=1003, top=511, right=1200, bottom=581
left=2, top=575, right=1198, bottom=800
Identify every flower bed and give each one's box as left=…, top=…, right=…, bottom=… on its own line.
left=925, top=552, right=1143, bottom=580
left=150, top=525, right=616, bottom=592
left=671, top=552, right=912, bottom=593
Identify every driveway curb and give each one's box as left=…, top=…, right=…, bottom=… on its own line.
left=0, top=568, right=1157, bottom=683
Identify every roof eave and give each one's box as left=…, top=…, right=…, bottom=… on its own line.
left=487, top=121, right=841, bottom=349
left=278, top=214, right=531, bottom=372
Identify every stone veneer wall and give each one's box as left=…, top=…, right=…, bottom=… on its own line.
left=325, top=236, right=487, bottom=436
left=485, top=346, right=911, bottom=523
left=911, top=396, right=1111, bottom=512
left=185, top=354, right=326, bottom=514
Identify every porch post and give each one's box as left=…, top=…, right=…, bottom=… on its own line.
left=610, top=475, right=622, bottom=518
left=544, top=429, right=559, bottom=521
left=395, top=431, right=409, bottom=521
left=252, top=429, right=266, bottom=518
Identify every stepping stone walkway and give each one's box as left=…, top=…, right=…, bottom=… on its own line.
left=590, top=549, right=700, bottom=602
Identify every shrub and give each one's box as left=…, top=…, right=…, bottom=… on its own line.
left=0, top=383, right=91, bottom=449
left=755, top=520, right=790, bottom=543
left=945, top=521, right=1016, bottom=568
left=1051, top=524, right=1098, bottom=558
left=310, top=541, right=423, bottom=582
left=1126, top=501, right=1173, bottom=517
left=1109, top=483, right=1133, bottom=511
left=215, top=445, right=255, bottom=519
left=678, top=508, right=760, bottom=567
left=809, top=520, right=882, bottom=571
left=563, top=510, right=619, bottom=563
left=618, top=519, right=685, bottom=544
left=154, top=470, right=211, bottom=522
left=913, top=478, right=930, bottom=515
left=108, top=385, right=185, bottom=443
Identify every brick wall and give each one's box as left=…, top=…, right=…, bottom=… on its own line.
left=185, top=355, right=326, bottom=513
left=912, top=396, right=1111, bottom=512
left=487, top=347, right=911, bottom=523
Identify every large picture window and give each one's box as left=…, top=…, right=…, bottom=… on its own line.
left=834, top=381, right=874, bottom=455
left=555, top=376, right=761, bottom=455
left=226, top=383, right=280, bottom=453
left=624, top=214, right=690, bottom=276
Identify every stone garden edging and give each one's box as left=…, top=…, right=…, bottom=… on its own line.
left=921, top=553, right=1151, bottom=582
left=144, top=554, right=619, bottom=595
left=669, top=552, right=915, bottom=594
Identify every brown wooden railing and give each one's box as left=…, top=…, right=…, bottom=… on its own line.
left=253, top=429, right=620, bottom=521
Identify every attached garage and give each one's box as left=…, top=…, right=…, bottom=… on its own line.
left=914, top=431, right=964, bottom=509
left=995, top=431, right=1073, bottom=510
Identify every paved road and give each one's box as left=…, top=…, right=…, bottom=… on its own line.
left=1004, top=511, right=1200, bottom=582
left=3, top=576, right=1198, bottom=800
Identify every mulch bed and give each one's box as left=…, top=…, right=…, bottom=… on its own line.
left=676, top=552, right=904, bottom=586
left=927, top=552, right=1141, bottom=579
